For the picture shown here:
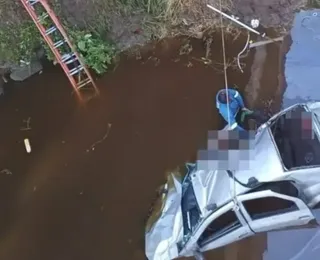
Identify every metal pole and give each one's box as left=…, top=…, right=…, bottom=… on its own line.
left=207, top=4, right=262, bottom=36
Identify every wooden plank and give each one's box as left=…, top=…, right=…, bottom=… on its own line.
left=249, top=36, right=284, bottom=48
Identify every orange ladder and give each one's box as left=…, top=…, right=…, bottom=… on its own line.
left=20, top=0, right=99, bottom=101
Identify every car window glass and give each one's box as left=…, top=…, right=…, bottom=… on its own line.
left=247, top=181, right=299, bottom=198
left=198, top=209, right=241, bottom=246
left=270, top=105, right=320, bottom=169
left=243, top=196, right=298, bottom=220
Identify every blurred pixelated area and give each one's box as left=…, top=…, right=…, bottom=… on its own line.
left=197, top=129, right=255, bottom=171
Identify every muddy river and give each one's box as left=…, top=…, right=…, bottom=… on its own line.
left=0, top=9, right=320, bottom=260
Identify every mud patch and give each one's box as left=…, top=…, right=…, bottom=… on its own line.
left=245, top=44, right=268, bottom=106
left=108, top=12, right=151, bottom=50
left=244, top=30, right=290, bottom=116
left=232, top=0, right=307, bottom=30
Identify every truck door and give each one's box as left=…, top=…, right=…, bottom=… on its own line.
left=192, top=201, right=254, bottom=254
left=237, top=182, right=315, bottom=233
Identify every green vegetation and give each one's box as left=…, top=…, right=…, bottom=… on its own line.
left=0, top=20, right=116, bottom=74
left=0, top=0, right=306, bottom=75
left=69, top=30, right=116, bottom=74
left=36, top=11, right=117, bottom=75
left=0, top=0, right=235, bottom=72
left=0, top=21, right=41, bottom=64
left=0, top=1, right=117, bottom=74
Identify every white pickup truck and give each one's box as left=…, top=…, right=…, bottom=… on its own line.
left=145, top=102, right=320, bottom=260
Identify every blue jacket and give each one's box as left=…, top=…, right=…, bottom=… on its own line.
left=216, top=89, right=245, bottom=130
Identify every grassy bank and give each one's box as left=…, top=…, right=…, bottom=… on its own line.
left=0, top=0, right=237, bottom=74
left=0, top=0, right=309, bottom=74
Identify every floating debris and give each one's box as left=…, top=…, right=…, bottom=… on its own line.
left=179, top=40, right=193, bottom=56
left=24, top=138, right=31, bottom=153
left=89, top=123, right=112, bottom=152
left=0, top=169, right=12, bottom=175
left=186, top=61, right=193, bottom=68
left=191, top=57, right=212, bottom=66
left=152, top=57, right=160, bottom=66
left=135, top=51, right=142, bottom=60
left=249, top=36, right=284, bottom=48
left=20, top=117, right=31, bottom=131
left=204, top=36, right=213, bottom=60
left=143, top=56, right=160, bottom=66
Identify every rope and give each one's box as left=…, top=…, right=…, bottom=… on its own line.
left=218, top=0, right=237, bottom=204
left=219, top=0, right=231, bottom=128
left=237, top=32, right=250, bottom=73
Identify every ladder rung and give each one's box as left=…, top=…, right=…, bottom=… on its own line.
left=45, top=26, right=57, bottom=35
left=27, top=0, right=40, bottom=6
left=69, top=65, right=84, bottom=76
left=53, top=40, right=66, bottom=48
left=61, top=53, right=75, bottom=62
left=77, top=78, right=92, bottom=89
left=65, top=57, right=78, bottom=65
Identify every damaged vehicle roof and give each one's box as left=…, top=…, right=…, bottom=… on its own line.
left=145, top=102, right=320, bottom=260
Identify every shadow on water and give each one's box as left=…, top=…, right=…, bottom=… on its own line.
left=260, top=9, right=320, bottom=260
left=0, top=26, right=300, bottom=259
left=283, top=9, right=320, bottom=108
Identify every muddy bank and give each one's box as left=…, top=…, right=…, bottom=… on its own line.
left=0, top=30, right=287, bottom=260
left=232, top=0, right=307, bottom=29
left=52, top=0, right=307, bottom=47
left=245, top=31, right=291, bottom=114
left=0, top=0, right=308, bottom=74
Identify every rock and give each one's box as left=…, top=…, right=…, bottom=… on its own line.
left=10, top=60, right=43, bottom=81
left=0, top=69, right=9, bottom=96
left=0, top=80, right=4, bottom=96
left=194, top=31, right=204, bottom=39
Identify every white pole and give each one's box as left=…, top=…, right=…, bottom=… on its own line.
left=207, top=4, right=262, bottom=36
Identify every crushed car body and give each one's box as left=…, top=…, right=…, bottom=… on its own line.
left=145, top=102, right=320, bottom=260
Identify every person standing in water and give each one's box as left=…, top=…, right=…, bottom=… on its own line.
left=216, top=88, right=268, bottom=130
left=216, top=88, right=248, bottom=130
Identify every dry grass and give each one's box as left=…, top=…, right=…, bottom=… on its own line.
left=72, top=0, right=238, bottom=42
left=134, top=0, right=236, bottom=39
left=0, top=0, right=245, bottom=65
left=0, top=0, right=306, bottom=65
left=171, top=0, right=234, bottom=35
left=0, top=0, right=27, bottom=23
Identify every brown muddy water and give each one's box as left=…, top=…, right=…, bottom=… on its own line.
left=0, top=32, right=286, bottom=260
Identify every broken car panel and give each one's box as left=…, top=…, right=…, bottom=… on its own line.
left=145, top=102, right=320, bottom=260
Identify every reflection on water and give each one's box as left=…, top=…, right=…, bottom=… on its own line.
left=264, top=209, right=320, bottom=260
left=264, top=9, right=320, bottom=260
left=284, top=9, right=320, bottom=108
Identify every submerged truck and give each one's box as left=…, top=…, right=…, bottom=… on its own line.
left=145, top=102, right=320, bottom=260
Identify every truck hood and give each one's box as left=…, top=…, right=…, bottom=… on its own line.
left=145, top=174, right=184, bottom=260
